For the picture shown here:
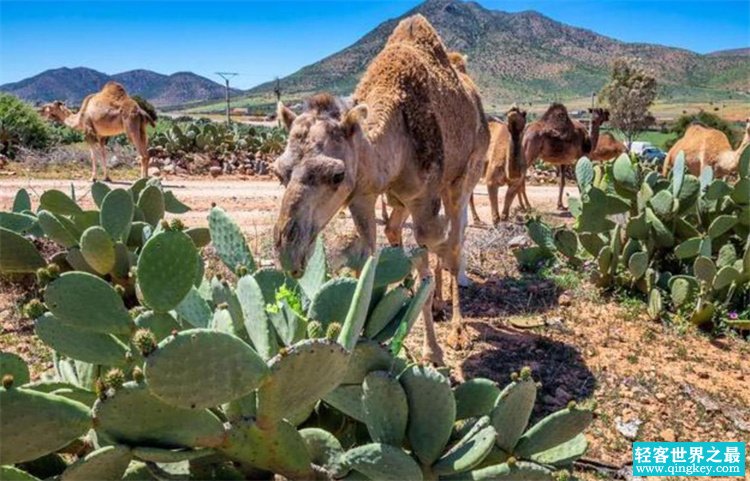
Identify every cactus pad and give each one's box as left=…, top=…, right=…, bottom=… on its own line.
left=340, top=443, right=423, bottom=481
left=145, top=329, right=269, bottom=409
left=92, top=381, right=226, bottom=448
left=338, top=256, right=377, bottom=351
left=0, top=228, right=45, bottom=273
left=514, top=406, right=594, bottom=458
left=137, top=185, right=165, bottom=226
left=208, top=206, right=256, bottom=273
left=0, top=387, right=91, bottom=464
left=308, top=277, right=357, bottom=328
left=433, top=416, right=496, bottom=475
left=362, top=371, right=408, bottom=446
left=491, top=379, right=537, bottom=452
left=12, top=188, right=32, bottom=212
left=236, top=275, right=278, bottom=360
left=460, top=460, right=554, bottom=480
left=343, top=341, right=394, bottom=385
left=298, top=236, right=327, bottom=300
left=132, top=447, right=214, bottom=463
left=137, top=230, right=199, bottom=312
left=60, top=445, right=132, bottom=481
left=44, top=272, right=133, bottom=334
left=0, top=351, right=30, bottom=386
left=374, top=247, right=412, bottom=287
left=529, top=433, right=587, bottom=467
left=100, top=189, right=134, bottom=241
left=175, top=287, right=212, bottom=328
left=454, top=378, right=501, bottom=420
left=257, top=339, right=350, bottom=427
left=40, top=189, right=82, bottom=216
left=323, top=385, right=366, bottom=422
left=135, top=311, right=181, bottom=342
left=185, top=227, right=211, bottom=248
left=400, top=365, right=455, bottom=466
left=365, top=287, right=410, bottom=338
left=79, top=226, right=116, bottom=275
left=37, top=211, right=78, bottom=248
left=299, top=428, right=345, bottom=473
left=35, top=313, right=129, bottom=366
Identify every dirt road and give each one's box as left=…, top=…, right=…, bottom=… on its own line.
left=0, top=177, right=570, bottom=230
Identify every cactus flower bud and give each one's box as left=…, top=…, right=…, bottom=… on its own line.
left=47, top=263, right=61, bottom=278
left=307, top=320, right=324, bottom=338
left=104, top=368, right=125, bottom=390
left=132, top=366, right=145, bottom=383
left=236, top=265, right=248, bottom=277
left=510, top=372, right=519, bottom=382
left=507, top=456, right=517, bottom=467
left=2, top=374, right=14, bottom=389
left=36, top=267, right=52, bottom=286
left=114, top=285, right=126, bottom=297
left=22, top=299, right=46, bottom=319
left=555, top=470, right=571, bottom=481
left=520, top=366, right=532, bottom=381
left=567, top=400, right=577, bottom=410
left=170, top=218, right=185, bottom=231
left=160, top=219, right=170, bottom=231
left=326, top=322, right=342, bottom=341
left=133, top=328, right=158, bottom=356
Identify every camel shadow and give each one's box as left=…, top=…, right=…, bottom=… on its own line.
left=460, top=273, right=562, bottom=318
left=462, top=322, right=596, bottom=419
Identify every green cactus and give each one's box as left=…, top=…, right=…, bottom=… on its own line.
left=340, top=443, right=423, bottom=481
left=338, top=255, right=377, bottom=351
left=236, top=274, right=278, bottom=359
left=40, top=189, right=82, bottom=217
left=514, top=405, right=594, bottom=458
left=145, top=329, right=269, bottom=409
left=35, top=313, right=130, bottom=366
left=433, top=416, right=497, bottom=475
left=0, top=351, right=30, bottom=386
left=60, top=445, right=132, bottom=481
left=137, top=230, right=199, bottom=312
left=0, top=386, right=91, bottom=464
left=454, top=378, right=501, bottom=420
left=0, top=228, right=46, bottom=273
left=362, top=370, right=408, bottom=446
left=79, top=226, right=116, bottom=275
left=208, top=206, right=256, bottom=274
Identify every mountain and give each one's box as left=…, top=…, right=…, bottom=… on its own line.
left=707, top=47, right=750, bottom=57
left=243, top=0, right=749, bottom=110
left=0, top=67, right=239, bottom=107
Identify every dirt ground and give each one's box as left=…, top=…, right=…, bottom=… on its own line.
left=1, top=175, right=748, bottom=480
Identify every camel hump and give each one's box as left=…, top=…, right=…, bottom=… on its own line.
left=388, top=14, right=448, bottom=59
left=447, top=51, right=467, bottom=73
left=101, top=81, right=129, bottom=99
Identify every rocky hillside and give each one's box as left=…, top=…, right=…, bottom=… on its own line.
left=246, top=0, right=749, bottom=109
left=0, top=67, right=239, bottom=107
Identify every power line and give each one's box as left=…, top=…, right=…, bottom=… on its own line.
left=216, top=72, right=238, bottom=124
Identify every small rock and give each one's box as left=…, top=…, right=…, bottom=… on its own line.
left=147, top=166, right=160, bottom=177
left=616, top=417, right=642, bottom=440
left=209, top=166, right=222, bottom=178
left=655, top=392, right=667, bottom=402
left=558, top=293, right=572, bottom=306
left=507, top=235, right=527, bottom=248
left=660, top=428, right=676, bottom=442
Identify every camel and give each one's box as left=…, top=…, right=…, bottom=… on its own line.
left=662, top=120, right=750, bottom=177
left=273, top=15, right=489, bottom=365
left=586, top=108, right=626, bottom=161
left=39, top=82, right=155, bottom=181
left=468, top=106, right=528, bottom=224
left=523, top=103, right=592, bottom=210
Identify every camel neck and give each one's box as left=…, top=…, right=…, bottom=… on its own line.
left=589, top=121, right=601, bottom=150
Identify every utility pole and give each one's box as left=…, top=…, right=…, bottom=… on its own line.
left=216, top=72, right=238, bottom=124
left=273, top=77, right=281, bottom=103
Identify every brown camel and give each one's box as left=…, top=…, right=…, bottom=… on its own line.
left=523, top=103, right=592, bottom=209
left=39, top=82, right=155, bottom=181
left=663, top=120, right=750, bottom=177
left=587, top=108, right=626, bottom=161
left=273, top=15, right=489, bottom=365
left=468, top=106, right=528, bottom=224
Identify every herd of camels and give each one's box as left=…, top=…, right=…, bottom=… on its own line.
left=38, top=15, right=749, bottom=364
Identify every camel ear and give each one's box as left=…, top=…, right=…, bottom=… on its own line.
left=341, top=103, right=368, bottom=138
left=277, top=102, right=297, bottom=131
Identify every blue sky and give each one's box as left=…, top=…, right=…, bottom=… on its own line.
left=1, top=1, right=748, bottom=89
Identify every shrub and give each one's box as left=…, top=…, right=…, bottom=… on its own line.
left=131, top=94, right=158, bottom=122
left=0, top=93, right=51, bottom=158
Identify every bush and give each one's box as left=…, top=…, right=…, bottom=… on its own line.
left=0, top=94, right=51, bottom=158
left=667, top=111, right=741, bottom=150
left=48, top=123, right=84, bottom=145
left=131, top=94, right=158, bottom=122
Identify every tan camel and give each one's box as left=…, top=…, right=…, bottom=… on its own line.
left=273, top=15, right=489, bottom=365
left=586, top=108, right=625, bottom=161
left=39, top=82, right=155, bottom=181
left=662, top=120, right=750, bottom=177
left=468, top=106, right=528, bottom=224
left=523, top=103, right=592, bottom=210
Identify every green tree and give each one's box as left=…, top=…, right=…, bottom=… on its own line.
left=0, top=93, right=51, bottom=158
left=599, top=57, right=658, bottom=148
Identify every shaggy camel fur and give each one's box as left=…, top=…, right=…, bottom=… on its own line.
left=468, top=106, right=528, bottom=224
left=39, top=82, right=154, bottom=180
left=273, top=15, right=489, bottom=365
left=523, top=103, right=592, bottom=209
left=663, top=120, right=750, bottom=178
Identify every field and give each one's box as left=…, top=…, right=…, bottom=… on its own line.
left=1, top=173, right=748, bottom=480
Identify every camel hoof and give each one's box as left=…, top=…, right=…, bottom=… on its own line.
left=90, top=177, right=97, bottom=182
left=447, top=325, right=472, bottom=351
left=104, top=176, right=112, bottom=183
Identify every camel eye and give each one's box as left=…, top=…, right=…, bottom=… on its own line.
left=331, top=171, right=345, bottom=185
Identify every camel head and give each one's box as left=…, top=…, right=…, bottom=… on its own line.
left=589, top=108, right=610, bottom=126
left=506, top=106, right=527, bottom=136
left=273, top=93, right=368, bottom=277
left=38, top=101, right=72, bottom=123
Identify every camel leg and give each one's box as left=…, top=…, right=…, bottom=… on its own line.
left=440, top=190, right=472, bottom=351
left=487, top=183, right=500, bottom=225
left=468, top=194, right=482, bottom=225
left=557, top=165, right=567, bottom=210
left=414, top=251, right=443, bottom=365
left=521, top=179, right=532, bottom=210
left=502, top=180, right=522, bottom=221
left=380, top=195, right=390, bottom=224
left=97, top=138, right=111, bottom=182
left=384, top=201, right=409, bottom=247
left=348, top=194, right=378, bottom=257
left=125, top=117, right=150, bottom=178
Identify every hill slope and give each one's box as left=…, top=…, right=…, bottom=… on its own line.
left=240, top=0, right=749, bottom=111
left=0, top=67, right=239, bottom=107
